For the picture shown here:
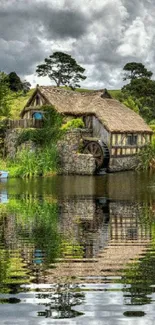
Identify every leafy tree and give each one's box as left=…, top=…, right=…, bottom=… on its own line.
left=122, top=78, right=155, bottom=121
left=123, top=62, right=153, bottom=81
left=36, top=51, right=86, bottom=89
left=0, top=72, right=11, bottom=119
left=22, top=80, right=31, bottom=94
left=8, top=72, right=23, bottom=92
left=123, top=96, right=139, bottom=114
left=121, top=63, right=155, bottom=122
left=122, top=77, right=155, bottom=98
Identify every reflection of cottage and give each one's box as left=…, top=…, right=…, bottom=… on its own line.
left=59, top=197, right=110, bottom=259
left=46, top=197, right=151, bottom=282
left=110, top=202, right=151, bottom=243
left=13, top=86, right=153, bottom=172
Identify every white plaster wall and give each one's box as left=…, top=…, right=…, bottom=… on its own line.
left=92, top=116, right=110, bottom=147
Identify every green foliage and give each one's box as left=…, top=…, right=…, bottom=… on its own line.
left=123, top=62, right=153, bottom=81
left=9, top=89, right=34, bottom=119
left=122, top=63, right=155, bottom=122
left=108, top=89, right=121, bottom=99
left=0, top=105, right=63, bottom=177
left=36, top=51, right=86, bottom=89
left=61, top=118, right=84, bottom=131
left=8, top=72, right=23, bottom=92
left=17, top=105, right=63, bottom=146
left=5, top=144, right=59, bottom=178
left=123, top=96, right=139, bottom=114
left=122, top=77, right=155, bottom=99
left=137, top=137, right=155, bottom=170
left=22, top=80, right=31, bottom=94
left=149, top=124, right=155, bottom=133
left=0, top=198, right=61, bottom=289
left=0, top=72, right=11, bottom=119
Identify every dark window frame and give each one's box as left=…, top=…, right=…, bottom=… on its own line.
left=126, top=134, right=137, bottom=146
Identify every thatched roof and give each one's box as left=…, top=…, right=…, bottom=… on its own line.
left=21, top=86, right=152, bottom=133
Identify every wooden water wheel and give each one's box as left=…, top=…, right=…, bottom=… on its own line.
left=83, top=141, right=104, bottom=168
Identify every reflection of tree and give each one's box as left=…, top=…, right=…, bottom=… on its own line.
left=122, top=223, right=155, bottom=306
left=0, top=198, right=61, bottom=291
left=8, top=199, right=61, bottom=266
left=0, top=248, right=30, bottom=294
left=37, top=283, right=85, bottom=319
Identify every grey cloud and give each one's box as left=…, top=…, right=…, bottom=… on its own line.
left=0, top=3, right=90, bottom=41
left=0, top=1, right=90, bottom=78
left=0, top=0, right=155, bottom=88
left=0, top=37, right=46, bottom=76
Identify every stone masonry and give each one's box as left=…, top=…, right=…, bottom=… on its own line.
left=57, top=129, right=96, bottom=175
left=4, top=128, right=96, bottom=175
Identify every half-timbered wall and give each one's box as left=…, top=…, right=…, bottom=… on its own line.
left=22, top=91, right=48, bottom=119
left=111, top=133, right=151, bottom=157
left=28, top=92, right=46, bottom=108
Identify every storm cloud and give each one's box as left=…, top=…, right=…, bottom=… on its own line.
left=0, top=0, right=155, bottom=88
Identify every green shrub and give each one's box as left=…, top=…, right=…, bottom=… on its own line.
left=10, top=144, right=59, bottom=178
left=137, top=138, right=155, bottom=170
left=61, top=118, right=84, bottom=131
left=17, top=105, right=63, bottom=146
left=149, top=124, right=155, bottom=133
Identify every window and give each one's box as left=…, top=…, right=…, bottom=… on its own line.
left=33, top=112, right=43, bottom=120
left=127, top=134, right=137, bottom=145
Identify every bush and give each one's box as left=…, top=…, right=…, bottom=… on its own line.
left=138, top=138, right=155, bottom=170
left=6, top=144, right=59, bottom=178
left=61, top=118, right=84, bottom=131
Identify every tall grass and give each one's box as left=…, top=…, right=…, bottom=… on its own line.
left=138, top=136, right=155, bottom=170
left=4, top=144, right=59, bottom=178
left=0, top=106, right=63, bottom=178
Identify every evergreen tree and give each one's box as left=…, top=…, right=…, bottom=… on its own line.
left=8, top=72, right=23, bottom=92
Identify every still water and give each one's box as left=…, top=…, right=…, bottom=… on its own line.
left=1, top=171, right=155, bottom=324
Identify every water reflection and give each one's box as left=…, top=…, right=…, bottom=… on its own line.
left=37, top=283, right=85, bottom=319
left=0, top=173, right=155, bottom=324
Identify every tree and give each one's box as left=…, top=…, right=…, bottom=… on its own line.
left=123, top=96, right=139, bottom=114
left=0, top=72, right=11, bottom=119
left=123, top=62, right=153, bottom=81
left=122, top=77, right=155, bottom=98
left=8, top=72, right=23, bottom=92
left=121, top=62, right=155, bottom=122
left=22, top=80, right=31, bottom=94
left=36, top=51, right=86, bottom=89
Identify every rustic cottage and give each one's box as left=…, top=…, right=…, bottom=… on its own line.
left=19, top=85, right=152, bottom=172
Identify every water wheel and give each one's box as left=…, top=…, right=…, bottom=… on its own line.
left=83, top=141, right=104, bottom=169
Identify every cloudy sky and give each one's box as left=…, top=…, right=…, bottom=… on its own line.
left=0, top=0, right=155, bottom=89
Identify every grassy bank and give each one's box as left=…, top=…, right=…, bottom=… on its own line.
left=0, top=106, right=64, bottom=178
left=0, top=107, right=85, bottom=178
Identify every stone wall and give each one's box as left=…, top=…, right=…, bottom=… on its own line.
left=4, top=128, right=96, bottom=175
left=4, top=129, right=36, bottom=159
left=58, top=129, right=96, bottom=175
left=4, top=129, right=21, bottom=159
left=109, top=155, right=139, bottom=172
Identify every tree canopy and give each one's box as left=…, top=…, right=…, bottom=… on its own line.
left=0, top=72, right=11, bottom=119
left=123, top=62, right=153, bottom=81
left=36, top=51, right=86, bottom=89
left=121, top=62, right=155, bottom=122
left=8, top=72, right=23, bottom=92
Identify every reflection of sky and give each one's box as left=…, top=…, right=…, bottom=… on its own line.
left=0, top=288, right=155, bottom=325
left=0, top=191, right=8, bottom=203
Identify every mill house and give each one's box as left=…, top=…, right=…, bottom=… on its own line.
left=9, top=85, right=152, bottom=173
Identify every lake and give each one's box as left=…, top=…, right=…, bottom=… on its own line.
left=0, top=171, right=155, bottom=324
